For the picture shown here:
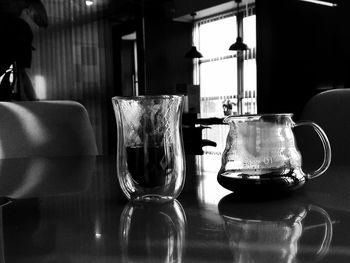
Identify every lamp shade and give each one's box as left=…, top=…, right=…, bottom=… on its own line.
left=185, top=46, right=203, bottom=58
left=229, top=37, right=248, bottom=51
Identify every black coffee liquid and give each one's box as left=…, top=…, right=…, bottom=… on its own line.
left=127, top=146, right=168, bottom=187
left=217, top=169, right=306, bottom=196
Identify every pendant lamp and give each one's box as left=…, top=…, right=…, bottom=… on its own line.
left=185, top=46, right=203, bottom=59
left=185, top=13, right=203, bottom=59
left=229, top=0, right=248, bottom=51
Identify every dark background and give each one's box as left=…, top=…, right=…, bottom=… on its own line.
left=256, top=0, right=350, bottom=119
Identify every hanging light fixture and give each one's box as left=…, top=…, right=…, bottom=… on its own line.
left=229, top=0, right=248, bottom=51
left=185, top=13, right=203, bottom=59
left=185, top=46, right=203, bottom=59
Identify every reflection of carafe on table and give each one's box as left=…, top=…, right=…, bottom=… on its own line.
left=218, top=195, right=333, bottom=263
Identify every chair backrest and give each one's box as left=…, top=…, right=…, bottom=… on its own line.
left=298, top=89, right=350, bottom=165
left=0, top=100, right=98, bottom=159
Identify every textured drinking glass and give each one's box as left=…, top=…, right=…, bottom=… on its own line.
left=112, top=95, right=186, bottom=202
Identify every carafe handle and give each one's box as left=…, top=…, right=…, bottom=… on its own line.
left=294, top=122, right=332, bottom=179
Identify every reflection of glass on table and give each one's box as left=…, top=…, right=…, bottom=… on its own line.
left=120, top=200, right=186, bottom=263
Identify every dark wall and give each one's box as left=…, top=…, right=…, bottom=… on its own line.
left=144, top=2, right=193, bottom=95
left=256, top=0, right=350, bottom=119
left=112, top=1, right=193, bottom=96
left=144, top=18, right=192, bottom=95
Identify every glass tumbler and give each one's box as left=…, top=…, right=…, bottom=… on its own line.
left=112, top=95, right=186, bottom=202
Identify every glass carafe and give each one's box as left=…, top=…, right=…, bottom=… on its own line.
left=218, top=114, right=331, bottom=195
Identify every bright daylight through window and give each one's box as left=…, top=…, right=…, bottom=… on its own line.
left=194, top=6, right=256, bottom=118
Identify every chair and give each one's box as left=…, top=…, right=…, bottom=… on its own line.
left=298, top=89, right=350, bottom=165
left=0, top=100, right=98, bottom=159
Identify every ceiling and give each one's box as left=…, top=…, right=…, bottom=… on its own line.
left=39, top=0, right=256, bottom=27
left=174, top=0, right=255, bottom=22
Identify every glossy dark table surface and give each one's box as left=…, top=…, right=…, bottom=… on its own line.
left=0, top=154, right=349, bottom=262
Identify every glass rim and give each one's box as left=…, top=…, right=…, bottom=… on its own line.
left=112, top=94, right=184, bottom=101
left=224, top=113, right=293, bottom=122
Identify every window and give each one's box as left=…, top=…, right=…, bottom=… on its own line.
left=194, top=7, right=256, bottom=118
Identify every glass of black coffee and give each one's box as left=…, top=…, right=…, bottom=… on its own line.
left=112, top=95, right=185, bottom=202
